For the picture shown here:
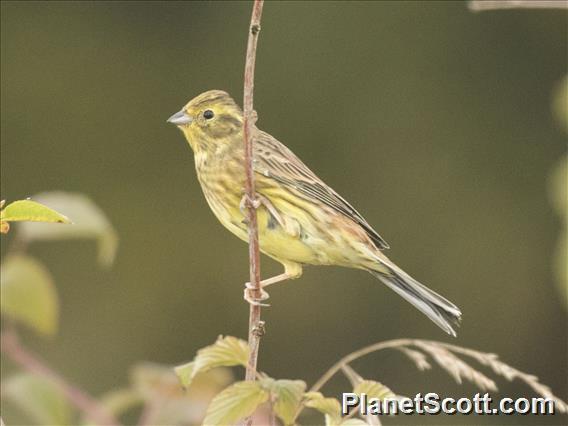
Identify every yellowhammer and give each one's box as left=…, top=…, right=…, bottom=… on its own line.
left=168, top=90, right=461, bottom=336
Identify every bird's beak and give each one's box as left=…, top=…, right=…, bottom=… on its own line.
left=167, top=109, right=192, bottom=126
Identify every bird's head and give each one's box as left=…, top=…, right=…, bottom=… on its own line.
left=167, top=90, right=243, bottom=152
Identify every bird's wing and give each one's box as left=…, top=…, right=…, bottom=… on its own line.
left=253, top=130, right=390, bottom=250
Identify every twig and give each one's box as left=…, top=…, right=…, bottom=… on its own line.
left=310, top=339, right=414, bottom=393
left=243, top=0, right=265, bottom=386
left=469, top=0, right=568, bottom=11
left=0, top=328, right=120, bottom=426
left=310, top=338, right=568, bottom=415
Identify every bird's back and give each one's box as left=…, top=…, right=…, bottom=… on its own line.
left=252, top=129, right=390, bottom=251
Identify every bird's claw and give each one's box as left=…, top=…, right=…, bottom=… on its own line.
left=240, top=193, right=289, bottom=232
left=240, top=194, right=262, bottom=213
left=240, top=195, right=262, bottom=225
left=243, top=282, right=270, bottom=307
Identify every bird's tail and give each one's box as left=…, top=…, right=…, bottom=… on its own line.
left=368, top=260, right=462, bottom=337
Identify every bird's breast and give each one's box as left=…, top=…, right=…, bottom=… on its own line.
left=194, top=153, right=247, bottom=238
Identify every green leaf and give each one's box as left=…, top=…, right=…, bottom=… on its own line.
left=2, top=373, right=73, bottom=426
left=175, top=336, right=249, bottom=389
left=1, top=255, right=59, bottom=336
left=196, top=335, right=250, bottom=370
left=304, top=392, right=343, bottom=426
left=353, top=380, right=396, bottom=401
left=15, top=192, right=118, bottom=267
left=203, top=381, right=269, bottom=425
left=1, top=199, right=71, bottom=224
left=262, top=379, right=306, bottom=425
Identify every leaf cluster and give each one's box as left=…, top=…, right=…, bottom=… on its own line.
left=174, top=336, right=395, bottom=425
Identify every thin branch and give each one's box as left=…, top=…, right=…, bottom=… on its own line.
left=243, top=0, right=265, bottom=386
left=310, top=339, right=414, bottom=393
left=1, top=329, right=120, bottom=426
left=310, top=338, right=568, bottom=415
left=469, top=0, right=568, bottom=11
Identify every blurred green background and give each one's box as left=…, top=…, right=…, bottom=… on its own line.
left=1, top=1, right=566, bottom=425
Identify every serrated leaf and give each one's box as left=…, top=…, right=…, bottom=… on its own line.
left=176, top=336, right=249, bottom=389
left=15, top=192, right=118, bottom=267
left=304, top=392, right=343, bottom=426
left=195, top=336, right=250, bottom=370
left=353, top=380, right=395, bottom=401
left=262, top=379, right=306, bottom=425
left=2, top=373, right=73, bottom=425
left=1, top=199, right=71, bottom=224
left=1, top=255, right=58, bottom=336
left=203, top=381, right=269, bottom=425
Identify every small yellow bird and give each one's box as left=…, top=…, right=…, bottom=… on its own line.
left=168, top=90, right=461, bottom=336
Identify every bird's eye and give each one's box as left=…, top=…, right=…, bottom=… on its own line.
left=203, top=110, right=215, bottom=120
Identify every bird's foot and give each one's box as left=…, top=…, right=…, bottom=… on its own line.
left=240, top=193, right=288, bottom=231
left=243, top=282, right=270, bottom=307
left=240, top=194, right=262, bottom=213
left=240, top=194, right=261, bottom=225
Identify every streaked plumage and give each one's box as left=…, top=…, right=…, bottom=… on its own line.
left=168, top=90, right=462, bottom=336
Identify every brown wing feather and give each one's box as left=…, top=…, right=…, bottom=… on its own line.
left=253, top=129, right=390, bottom=250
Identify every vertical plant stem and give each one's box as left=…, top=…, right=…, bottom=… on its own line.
left=243, top=0, right=265, bottom=385
left=1, top=329, right=120, bottom=426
